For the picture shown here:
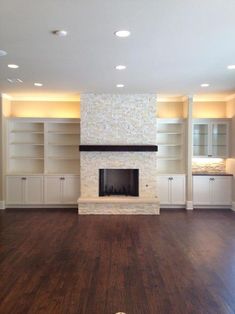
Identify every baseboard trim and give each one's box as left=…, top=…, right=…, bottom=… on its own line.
left=194, top=205, right=232, bottom=209
left=5, top=204, right=77, bottom=209
left=0, top=201, right=5, bottom=210
left=232, top=202, right=235, bottom=212
left=186, top=201, right=193, bottom=210
left=160, top=205, right=185, bottom=209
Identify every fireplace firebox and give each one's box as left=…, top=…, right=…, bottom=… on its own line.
left=99, top=169, right=139, bottom=196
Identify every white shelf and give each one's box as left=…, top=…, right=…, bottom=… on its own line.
left=48, top=131, right=80, bottom=135
left=11, top=130, right=44, bottom=134
left=157, top=132, right=182, bottom=135
left=157, top=143, right=181, bottom=146
left=157, top=156, right=181, bottom=160
left=48, top=143, right=79, bottom=146
left=10, top=156, right=44, bottom=160
left=10, top=142, right=44, bottom=146
left=48, top=157, right=79, bottom=160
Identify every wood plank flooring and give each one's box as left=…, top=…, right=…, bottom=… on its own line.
left=0, top=209, right=235, bottom=314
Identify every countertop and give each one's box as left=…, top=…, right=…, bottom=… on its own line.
left=192, top=173, right=233, bottom=176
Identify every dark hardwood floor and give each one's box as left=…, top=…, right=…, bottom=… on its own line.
left=0, top=209, right=235, bottom=314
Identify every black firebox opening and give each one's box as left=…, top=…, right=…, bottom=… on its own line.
left=99, top=169, right=139, bottom=197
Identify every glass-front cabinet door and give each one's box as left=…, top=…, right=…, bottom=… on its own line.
left=193, top=123, right=209, bottom=157
left=211, top=123, right=228, bottom=157
left=193, top=120, right=229, bottom=158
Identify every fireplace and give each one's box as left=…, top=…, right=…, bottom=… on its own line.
left=99, top=169, right=139, bottom=197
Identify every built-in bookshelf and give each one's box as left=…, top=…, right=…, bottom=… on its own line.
left=8, top=121, right=44, bottom=174
left=156, top=118, right=185, bottom=174
left=7, top=118, right=80, bottom=175
left=46, top=122, right=80, bottom=174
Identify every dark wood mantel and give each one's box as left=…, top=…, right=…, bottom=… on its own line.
left=79, top=145, right=158, bottom=152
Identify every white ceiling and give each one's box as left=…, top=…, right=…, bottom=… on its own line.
left=1, top=0, right=235, bottom=98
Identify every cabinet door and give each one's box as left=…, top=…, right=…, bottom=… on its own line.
left=62, top=176, right=80, bottom=204
left=171, top=176, right=185, bottom=205
left=212, top=177, right=231, bottom=205
left=211, top=123, right=229, bottom=157
left=193, top=176, right=211, bottom=205
left=25, top=176, right=44, bottom=204
left=157, top=176, right=170, bottom=205
left=193, top=123, right=209, bottom=157
left=44, top=176, right=62, bottom=204
left=6, top=176, right=24, bottom=204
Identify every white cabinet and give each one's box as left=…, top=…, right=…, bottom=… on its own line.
left=6, top=175, right=43, bottom=205
left=44, top=176, right=79, bottom=204
left=193, top=119, right=229, bottom=158
left=193, top=175, right=232, bottom=206
left=157, top=175, right=185, bottom=205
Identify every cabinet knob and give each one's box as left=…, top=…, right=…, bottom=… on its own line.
left=60, top=177, right=65, bottom=180
left=209, top=178, right=215, bottom=181
left=168, top=177, right=173, bottom=180
left=21, top=177, right=27, bottom=180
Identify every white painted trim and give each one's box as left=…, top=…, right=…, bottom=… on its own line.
left=6, top=95, right=80, bottom=102
left=160, top=205, right=186, bottom=209
left=5, top=204, right=77, bottom=209
left=232, top=202, right=235, bottom=211
left=226, top=94, right=235, bottom=101
left=157, top=96, right=186, bottom=102
left=1, top=93, right=13, bottom=100
left=193, top=95, right=230, bottom=102
left=186, top=201, right=194, bottom=210
left=0, top=201, right=5, bottom=210
left=193, top=205, right=231, bottom=209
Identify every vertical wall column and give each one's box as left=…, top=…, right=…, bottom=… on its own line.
left=186, top=96, right=193, bottom=210
left=0, top=96, right=3, bottom=208
left=0, top=94, right=11, bottom=209
left=226, top=97, right=235, bottom=211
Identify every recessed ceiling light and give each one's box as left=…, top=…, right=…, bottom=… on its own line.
left=115, top=312, right=126, bottom=314
left=52, top=30, right=68, bottom=37
left=8, top=64, right=19, bottom=69
left=115, top=30, right=131, bottom=38
left=227, top=65, right=235, bottom=70
left=34, top=82, right=43, bottom=87
left=116, top=84, right=124, bottom=88
left=115, top=65, right=127, bottom=70
left=7, top=78, right=23, bottom=83
left=201, top=83, right=210, bottom=87
left=0, top=50, right=7, bottom=57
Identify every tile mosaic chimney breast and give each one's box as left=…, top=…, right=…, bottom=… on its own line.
left=78, top=94, right=160, bottom=214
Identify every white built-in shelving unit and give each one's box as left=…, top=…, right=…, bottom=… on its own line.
left=7, top=121, right=44, bottom=174
left=6, top=118, right=80, bottom=206
left=156, top=118, right=186, bottom=174
left=46, top=121, right=80, bottom=174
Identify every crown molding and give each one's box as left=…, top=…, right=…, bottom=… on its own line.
left=157, top=95, right=186, bottom=102
left=2, top=94, right=80, bottom=102
left=1, top=93, right=13, bottom=100
left=226, top=94, right=235, bottom=101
